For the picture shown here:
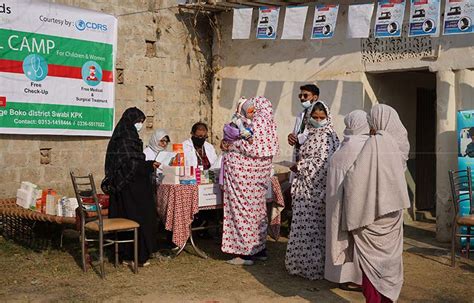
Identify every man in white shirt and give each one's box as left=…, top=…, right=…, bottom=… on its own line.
left=288, top=84, right=320, bottom=179
left=182, top=122, right=218, bottom=170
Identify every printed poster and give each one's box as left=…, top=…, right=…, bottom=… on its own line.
left=0, top=1, right=117, bottom=136
left=375, top=0, right=406, bottom=38
left=256, top=6, right=280, bottom=39
left=311, top=4, right=339, bottom=39
left=408, top=0, right=441, bottom=36
left=443, top=0, right=474, bottom=35
left=456, top=110, right=474, bottom=248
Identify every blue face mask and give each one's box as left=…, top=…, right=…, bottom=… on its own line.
left=300, top=100, right=313, bottom=109
left=309, top=118, right=328, bottom=128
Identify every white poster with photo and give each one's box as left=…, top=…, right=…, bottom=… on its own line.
left=408, top=0, right=441, bottom=37
left=256, top=6, right=280, bottom=39
left=232, top=8, right=253, bottom=39
left=347, top=3, right=375, bottom=38
left=311, top=4, right=339, bottom=39
left=443, top=0, right=474, bottom=35
left=374, top=0, right=406, bottom=38
left=281, top=6, right=308, bottom=40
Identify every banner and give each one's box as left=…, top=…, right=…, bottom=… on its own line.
left=408, top=0, right=441, bottom=37
left=256, top=6, right=280, bottom=39
left=281, top=6, right=308, bottom=40
left=311, top=4, right=339, bottom=39
left=443, top=0, right=474, bottom=35
left=375, top=0, right=406, bottom=38
left=0, top=1, right=117, bottom=137
left=456, top=110, right=474, bottom=248
left=347, top=3, right=375, bottom=38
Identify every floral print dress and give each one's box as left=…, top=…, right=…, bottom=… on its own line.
left=285, top=101, right=340, bottom=280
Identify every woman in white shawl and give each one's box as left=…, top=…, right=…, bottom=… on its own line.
left=143, top=129, right=170, bottom=183
left=342, top=104, right=410, bottom=302
left=285, top=101, right=340, bottom=280
left=324, top=110, right=368, bottom=288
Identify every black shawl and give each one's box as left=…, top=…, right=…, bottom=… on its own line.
left=105, top=107, right=146, bottom=192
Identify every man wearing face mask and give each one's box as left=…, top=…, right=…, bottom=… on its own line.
left=288, top=84, right=320, bottom=178
left=182, top=122, right=218, bottom=170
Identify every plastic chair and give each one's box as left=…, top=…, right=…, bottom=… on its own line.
left=448, top=167, right=474, bottom=267
left=70, top=172, right=139, bottom=278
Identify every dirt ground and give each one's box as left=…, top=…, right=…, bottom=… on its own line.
left=0, top=220, right=473, bottom=303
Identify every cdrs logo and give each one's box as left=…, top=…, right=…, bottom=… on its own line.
left=75, top=20, right=86, bottom=31
left=75, top=19, right=107, bottom=32
left=0, top=3, right=12, bottom=14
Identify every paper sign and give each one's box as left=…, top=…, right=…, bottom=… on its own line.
left=375, top=0, right=406, bottom=38
left=443, top=0, right=474, bottom=35
left=408, top=0, right=441, bottom=36
left=232, top=8, right=253, bottom=39
left=347, top=3, right=375, bottom=38
left=312, top=4, right=339, bottom=39
left=281, top=6, right=308, bottom=40
left=198, top=184, right=222, bottom=208
left=257, top=6, right=280, bottom=39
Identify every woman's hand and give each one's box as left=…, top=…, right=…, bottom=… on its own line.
left=153, top=161, right=161, bottom=169
left=290, top=164, right=298, bottom=173
left=220, top=140, right=231, bottom=151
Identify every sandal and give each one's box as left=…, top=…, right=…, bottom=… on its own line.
left=339, top=283, right=363, bottom=292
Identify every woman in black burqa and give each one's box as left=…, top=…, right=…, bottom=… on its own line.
left=105, top=107, right=158, bottom=266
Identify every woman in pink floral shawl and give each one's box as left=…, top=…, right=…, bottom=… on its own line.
left=221, top=96, right=279, bottom=265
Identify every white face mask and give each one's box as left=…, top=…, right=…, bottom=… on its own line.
left=300, top=100, right=313, bottom=109
left=134, top=122, right=143, bottom=132
left=309, top=118, right=328, bottom=128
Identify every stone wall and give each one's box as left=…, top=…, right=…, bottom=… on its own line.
left=0, top=0, right=214, bottom=198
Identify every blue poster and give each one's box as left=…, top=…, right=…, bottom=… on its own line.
left=443, top=0, right=474, bottom=35
left=311, top=4, right=339, bottom=39
left=256, top=7, right=280, bottom=40
left=408, top=0, right=441, bottom=37
left=457, top=110, right=474, bottom=248
left=375, top=0, right=406, bottom=38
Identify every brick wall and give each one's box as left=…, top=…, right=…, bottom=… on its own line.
left=0, top=0, right=214, bottom=198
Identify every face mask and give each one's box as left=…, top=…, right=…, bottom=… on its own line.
left=300, top=100, right=313, bottom=109
left=134, top=122, right=143, bottom=132
left=309, top=118, right=328, bottom=128
left=192, top=136, right=206, bottom=148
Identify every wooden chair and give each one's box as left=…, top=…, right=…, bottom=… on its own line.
left=70, top=172, right=139, bottom=278
left=448, top=167, right=474, bottom=267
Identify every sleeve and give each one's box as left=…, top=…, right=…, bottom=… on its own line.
left=297, top=128, right=309, bottom=145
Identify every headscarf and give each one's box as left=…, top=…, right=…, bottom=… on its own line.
left=326, top=110, right=370, bottom=264
left=233, top=96, right=279, bottom=158
left=148, top=129, right=169, bottom=154
left=369, top=104, right=410, bottom=165
left=343, top=104, right=410, bottom=231
left=298, top=101, right=339, bottom=166
left=105, top=107, right=146, bottom=192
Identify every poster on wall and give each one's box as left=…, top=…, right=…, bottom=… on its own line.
left=408, top=0, right=441, bottom=37
left=0, top=1, right=117, bottom=137
left=443, top=0, right=474, bottom=35
left=456, top=110, right=474, bottom=248
left=311, top=4, right=339, bottom=39
left=374, top=0, right=406, bottom=38
left=256, top=6, right=280, bottom=39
